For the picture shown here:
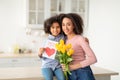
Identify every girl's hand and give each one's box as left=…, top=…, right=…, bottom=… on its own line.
left=38, top=48, right=45, bottom=58
left=84, top=37, right=89, bottom=44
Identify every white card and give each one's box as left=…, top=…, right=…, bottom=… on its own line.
left=42, top=40, right=58, bottom=59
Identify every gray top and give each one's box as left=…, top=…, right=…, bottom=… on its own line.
left=41, top=34, right=65, bottom=70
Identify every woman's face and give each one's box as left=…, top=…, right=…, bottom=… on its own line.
left=62, top=17, right=74, bottom=35
left=50, top=22, right=61, bottom=36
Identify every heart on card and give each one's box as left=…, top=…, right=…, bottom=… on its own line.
left=45, top=47, right=55, bottom=56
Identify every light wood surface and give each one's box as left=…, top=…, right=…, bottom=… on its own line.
left=0, top=66, right=118, bottom=80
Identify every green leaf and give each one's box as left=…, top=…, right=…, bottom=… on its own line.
left=67, top=58, right=73, bottom=62
left=60, top=59, right=63, bottom=63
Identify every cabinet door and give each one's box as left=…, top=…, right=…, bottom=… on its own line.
left=67, top=0, right=88, bottom=27
left=0, top=57, right=41, bottom=67
left=50, top=0, right=65, bottom=16
left=0, top=58, right=13, bottom=67
left=27, top=0, right=45, bottom=29
left=50, top=0, right=89, bottom=27
left=29, top=57, right=41, bottom=66
left=11, top=57, right=30, bottom=67
left=70, top=0, right=89, bottom=27
left=12, top=57, right=41, bottom=67
left=27, top=0, right=88, bottom=29
left=0, top=58, right=30, bottom=67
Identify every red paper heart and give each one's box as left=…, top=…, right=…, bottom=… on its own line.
left=45, top=47, right=55, bottom=56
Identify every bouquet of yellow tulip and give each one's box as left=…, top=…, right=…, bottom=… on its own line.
left=55, top=39, right=74, bottom=80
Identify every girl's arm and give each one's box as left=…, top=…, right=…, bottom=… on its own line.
left=38, top=48, right=45, bottom=58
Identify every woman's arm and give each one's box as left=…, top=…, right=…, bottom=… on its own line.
left=69, top=37, right=97, bottom=71
left=80, top=37, right=97, bottom=68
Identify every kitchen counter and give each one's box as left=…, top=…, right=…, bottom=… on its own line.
left=0, top=53, right=41, bottom=68
left=0, top=54, right=119, bottom=80
left=0, top=66, right=118, bottom=80
left=0, top=53, right=38, bottom=58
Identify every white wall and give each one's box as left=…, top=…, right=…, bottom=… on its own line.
left=0, top=0, right=26, bottom=52
left=88, top=0, right=120, bottom=80
left=0, top=0, right=43, bottom=53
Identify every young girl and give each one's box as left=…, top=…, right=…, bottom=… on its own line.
left=38, top=15, right=65, bottom=80
left=60, top=13, right=97, bottom=80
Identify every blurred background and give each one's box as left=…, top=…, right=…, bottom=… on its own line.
left=0, top=0, right=120, bottom=80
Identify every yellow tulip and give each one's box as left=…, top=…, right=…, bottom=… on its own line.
left=59, top=43, right=63, bottom=47
left=59, top=44, right=63, bottom=49
left=56, top=43, right=61, bottom=51
left=67, top=49, right=74, bottom=56
left=61, top=48, right=66, bottom=53
left=69, top=49, right=74, bottom=54
left=67, top=51, right=71, bottom=56
left=60, top=39, right=64, bottom=45
left=63, top=45, right=67, bottom=51
left=55, top=43, right=59, bottom=48
left=66, top=44, right=72, bottom=50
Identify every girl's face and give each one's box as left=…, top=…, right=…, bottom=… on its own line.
left=62, top=18, right=74, bottom=35
left=50, top=22, right=61, bottom=36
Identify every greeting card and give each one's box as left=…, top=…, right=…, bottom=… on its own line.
left=42, top=40, right=58, bottom=59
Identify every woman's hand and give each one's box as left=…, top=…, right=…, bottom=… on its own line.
left=69, top=63, right=82, bottom=71
left=61, top=64, right=67, bottom=71
left=61, top=63, right=81, bottom=71
left=38, top=48, right=45, bottom=58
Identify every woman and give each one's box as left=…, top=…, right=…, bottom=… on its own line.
left=59, top=13, right=97, bottom=80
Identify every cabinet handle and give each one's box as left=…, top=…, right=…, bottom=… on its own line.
left=12, top=59, right=18, bottom=62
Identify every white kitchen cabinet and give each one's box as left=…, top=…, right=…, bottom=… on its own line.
left=27, top=0, right=89, bottom=29
left=0, top=57, right=41, bottom=67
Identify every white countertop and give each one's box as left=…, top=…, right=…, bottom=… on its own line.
left=0, top=66, right=118, bottom=80
left=0, top=53, right=38, bottom=58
